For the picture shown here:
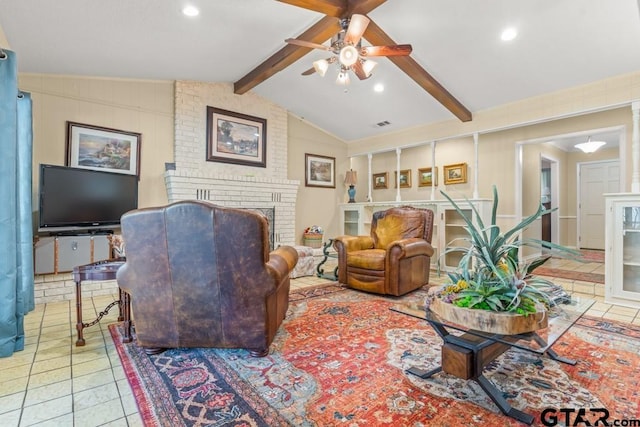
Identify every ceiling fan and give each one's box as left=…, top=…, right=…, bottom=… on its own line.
left=234, top=0, right=472, bottom=123
left=284, top=14, right=412, bottom=85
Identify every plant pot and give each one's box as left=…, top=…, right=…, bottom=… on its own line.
left=429, top=298, right=548, bottom=335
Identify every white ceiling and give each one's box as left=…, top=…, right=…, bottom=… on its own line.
left=1, top=0, right=639, bottom=142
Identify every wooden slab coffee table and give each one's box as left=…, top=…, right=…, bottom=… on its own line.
left=391, top=298, right=594, bottom=425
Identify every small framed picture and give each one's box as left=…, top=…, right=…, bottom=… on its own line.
left=373, top=172, right=388, bottom=189
left=66, top=122, right=141, bottom=177
left=395, top=169, right=411, bottom=188
left=305, top=153, right=336, bottom=188
left=418, top=167, right=437, bottom=187
left=443, top=163, right=468, bottom=185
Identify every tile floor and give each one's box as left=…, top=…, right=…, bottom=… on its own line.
left=1, top=260, right=639, bottom=426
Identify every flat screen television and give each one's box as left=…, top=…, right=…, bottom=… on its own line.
left=38, top=164, right=139, bottom=234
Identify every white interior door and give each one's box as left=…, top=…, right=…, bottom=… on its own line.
left=579, top=160, right=620, bottom=249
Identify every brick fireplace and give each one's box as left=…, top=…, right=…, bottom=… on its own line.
left=164, top=170, right=298, bottom=246
left=165, top=81, right=300, bottom=246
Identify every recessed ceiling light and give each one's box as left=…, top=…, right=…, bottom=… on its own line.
left=501, top=27, right=517, bottom=41
left=182, top=5, right=200, bottom=17
left=374, top=83, right=384, bottom=93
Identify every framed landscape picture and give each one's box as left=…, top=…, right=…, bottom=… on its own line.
left=305, top=153, right=335, bottom=188
left=206, top=106, right=267, bottom=168
left=373, top=172, right=388, bottom=189
left=418, top=167, right=437, bottom=187
left=66, top=122, right=141, bottom=177
left=443, top=162, right=468, bottom=185
left=395, top=169, right=411, bottom=188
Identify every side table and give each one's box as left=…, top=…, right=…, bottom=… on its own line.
left=316, top=238, right=339, bottom=280
left=73, top=258, right=132, bottom=346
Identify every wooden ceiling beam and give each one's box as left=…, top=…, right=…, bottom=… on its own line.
left=347, top=0, right=388, bottom=17
left=276, top=0, right=346, bottom=17
left=364, top=20, right=472, bottom=122
left=275, top=0, right=388, bottom=18
left=234, top=16, right=340, bottom=95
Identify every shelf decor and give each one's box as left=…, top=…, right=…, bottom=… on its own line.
left=394, top=169, right=411, bottom=188
left=66, top=122, right=141, bottom=176
left=428, top=185, right=580, bottom=334
left=443, top=163, right=467, bottom=185
left=206, top=106, right=267, bottom=168
left=373, top=172, right=388, bottom=189
left=418, top=167, right=437, bottom=187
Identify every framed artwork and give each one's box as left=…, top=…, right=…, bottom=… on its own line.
left=443, top=162, right=468, bottom=185
left=373, top=172, right=388, bottom=189
left=395, top=169, right=412, bottom=188
left=418, top=167, right=437, bottom=187
left=305, top=153, right=335, bottom=188
left=66, top=121, right=141, bottom=177
left=206, top=106, right=267, bottom=168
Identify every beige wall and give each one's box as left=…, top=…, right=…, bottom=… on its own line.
left=18, top=74, right=175, bottom=217
left=17, top=73, right=347, bottom=243
left=287, top=116, right=347, bottom=242
left=17, top=70, right=639, bottom=246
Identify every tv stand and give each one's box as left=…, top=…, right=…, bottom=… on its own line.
left=34, top=234, right=111, bottom=275
left=49, top=229, right=114, bottom=237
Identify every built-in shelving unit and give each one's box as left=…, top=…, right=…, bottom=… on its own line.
left=605, top=193, right=640, bottom=308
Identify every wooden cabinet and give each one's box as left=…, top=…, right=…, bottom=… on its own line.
left=34, top=234, right=111, bottom=275
left=338, top=199, right=491, bottom=271
left=605, top=193, right=640, bottom=308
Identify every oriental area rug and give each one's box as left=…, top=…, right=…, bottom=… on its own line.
left=110, top=283, right=640, bottom=427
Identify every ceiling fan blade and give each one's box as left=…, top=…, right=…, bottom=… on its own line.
left=234, top=16, right=340, bottom=94
left=344, top=14, right=370, bottom=45
left=361, top=44, right=412, bottom=57
left=285, top=38, right=332, bottom=51
left=351, top=61, right=370, bottom=80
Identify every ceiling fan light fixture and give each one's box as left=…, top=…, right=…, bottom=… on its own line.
left=339, top=45, right=359, bottom=67
left=574, top=136, right=606, bottom=153
left=361, top=59, right=377, bottom=77
left=336, top=70, right=350, bottom=85
left=313, top=59, right=329, bottom=77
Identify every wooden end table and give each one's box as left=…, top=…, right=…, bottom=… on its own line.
left=73, top=258, right=132, bottom=346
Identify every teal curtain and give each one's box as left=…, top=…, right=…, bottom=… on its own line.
left=0, top=48, right=35, bottom=358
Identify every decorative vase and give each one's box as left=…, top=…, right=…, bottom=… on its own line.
left=347, top=185, right=356, bottom=203
left=429, top=298, right=548, bottom=335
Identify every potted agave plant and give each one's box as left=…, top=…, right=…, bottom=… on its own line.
left=427, top=185, right=580, bottom=334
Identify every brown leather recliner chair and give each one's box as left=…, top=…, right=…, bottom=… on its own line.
left=116, top=200, right=298, bottom=357
left=334, top=206, right=435, bottom=296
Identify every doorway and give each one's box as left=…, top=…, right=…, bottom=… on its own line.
left=578, top=160, right=620, bottom=250
left=516, top=126, right=623, bottom=252
left=540, top=156, right=558, bottom=246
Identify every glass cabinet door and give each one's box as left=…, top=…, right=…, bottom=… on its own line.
left=622, top=207, right=640, bottom=294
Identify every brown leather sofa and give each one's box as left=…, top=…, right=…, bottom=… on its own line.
left=116, top=200, right=298, bottom=356
left=334, top=206, right=435, bottom=296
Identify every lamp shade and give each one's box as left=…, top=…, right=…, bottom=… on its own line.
left=344, top=170, right=357, bottom=186
left=313, top=59, right=329, bottom=77
left=574, top=137, right=606, bottom=153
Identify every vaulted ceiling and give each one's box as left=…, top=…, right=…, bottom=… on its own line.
left=1, top=0, right=639, bottom=141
